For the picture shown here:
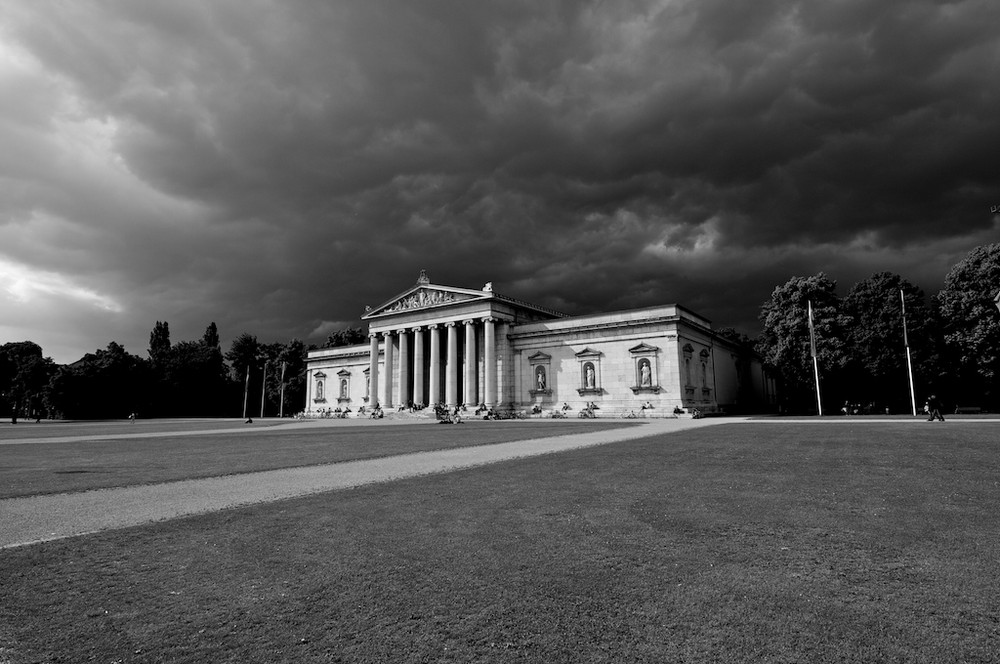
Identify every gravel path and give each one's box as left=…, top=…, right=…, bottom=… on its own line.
left=0, top=417, right=734, bottom=549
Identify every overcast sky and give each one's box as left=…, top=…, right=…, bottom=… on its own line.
left=2, top=0, right=998, bottom=363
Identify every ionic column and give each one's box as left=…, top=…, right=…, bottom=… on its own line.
left=412, top=327, right=425, bottom=407
left=368, top=333, right=380, bottom=407
left=445, top=321, right=458, bottom=408
left=382, top=331, right=394, bottom=407
left=464, top=320, right=477, bottom=406
left=397, top=329, right=409, bottom=407
left=428, top=325, right=440, bottom=405
left=483, top=317, right=496, bottom=407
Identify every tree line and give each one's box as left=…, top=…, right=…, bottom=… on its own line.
left=2, top=244, right=998, bottom=419
left=757, top=243, right=1000, bottom=413
left=0, top=322, right=367, bottom=421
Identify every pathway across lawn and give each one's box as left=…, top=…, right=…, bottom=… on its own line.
left=0, top=417, right=731, bottom=548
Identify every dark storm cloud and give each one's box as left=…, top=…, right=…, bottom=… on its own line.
left=1, top=0, right=998, bottom=361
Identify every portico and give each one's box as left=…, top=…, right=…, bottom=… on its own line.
left=360, top=271, right=559, bottom=409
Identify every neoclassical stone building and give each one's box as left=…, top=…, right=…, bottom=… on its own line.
left=305, top=271, right=776, bottom=416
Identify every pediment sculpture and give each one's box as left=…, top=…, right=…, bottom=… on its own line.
left=386, top=288, right=459, bottom=312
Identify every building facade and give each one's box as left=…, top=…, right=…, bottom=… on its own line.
left=305, top=271, right=776, bottom=416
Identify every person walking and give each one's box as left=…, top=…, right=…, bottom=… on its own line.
left=926, top=394, right=945, bottom=422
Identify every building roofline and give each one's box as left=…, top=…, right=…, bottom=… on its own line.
left=360, top=280, right=566, bottom=322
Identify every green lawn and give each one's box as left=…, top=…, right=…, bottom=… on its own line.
left=0, top=420, right=634, bottom=498
left=2, top=422, right=999, bottom=663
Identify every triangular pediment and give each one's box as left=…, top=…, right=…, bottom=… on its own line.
left=362, top=284, right=491, bottom=319
left=629, top=342, right=660, bottom=354
left=575, top=347, right=602, bottom=358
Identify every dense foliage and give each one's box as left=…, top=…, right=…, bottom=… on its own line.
left=935, top=243, right=1000, bottom=407
left=757, top=274, right=850, bottom=411
left=842, top=272, right=940, bottom=412
left=758, top=245, right=1000, bottom=413
left=2, top=322, right=318, bottom=420
left=0, top=341, right=56, bottom=421
left=323, top=326, right=367, bottom=347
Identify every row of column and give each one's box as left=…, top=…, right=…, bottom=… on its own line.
left=368, top=318, right=497, bottom=408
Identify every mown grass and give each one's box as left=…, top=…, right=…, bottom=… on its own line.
left=2, top=422, right=999, bottom=663
left=0, top=420, right=634, bottom=499
left=0, top=418, right=291, bottom=441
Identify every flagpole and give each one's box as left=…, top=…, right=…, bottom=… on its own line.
left=808, top=300, right=823, bottom=416
left=242, top=365, right=250, bottom=420
left=260, top=363, right=267, bottom=419
left=278, top=361, right=287, bottom=419
left=901, top=290, right=917, bottom=417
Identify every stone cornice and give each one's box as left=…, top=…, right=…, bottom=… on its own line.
left=308, top=348, right=371, bottom=362
left=509, top=315, right=683, bottom=339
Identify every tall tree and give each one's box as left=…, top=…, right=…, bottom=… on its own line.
left=935, top=243, right=1000, bottom=409
left=146, top=321, right=172, bottom=415
left=148, top=321, right=171, bottom=362
left=843, top=272, right=937, bottom=412
left=202, top=322, right=221, bottom=349
left=225, top=333, right=261, bottom=382
left=225, top=333, right=261, bottom=416
left=160, top=340, right=231, bottom=416
left=271, top=339, right=308, bottom=416
left=757, top=273, right=850, bottom=413
left=0, top=341, right=55, bottom=422
left=257, top=342, right=285, bottom=417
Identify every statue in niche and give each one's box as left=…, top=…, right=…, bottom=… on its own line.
left=585, top=363, right=595, bottom=389
left=639, top=360, right=652, bottom=387
left=316, top=380, right=324, bottom=400
left=536, top=367, right=546, bottom=391
left=340, top=378, right=348, bottom=399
